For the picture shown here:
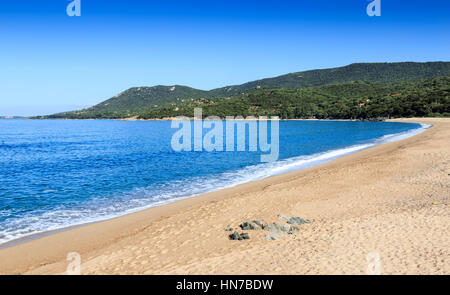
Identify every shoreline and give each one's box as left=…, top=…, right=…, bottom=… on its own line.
left=0, top=120, right=427, bottom=250
left=0, top=118, right=448, bottom=274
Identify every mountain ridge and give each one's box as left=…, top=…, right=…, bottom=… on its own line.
left=36, top=62, right=450, bottom=119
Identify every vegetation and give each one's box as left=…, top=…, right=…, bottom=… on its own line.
left=35, top=62, right=450, bottom=120
left=209, top=61, right=450, bottom=97
left=137, top=77, right=450, bottom=119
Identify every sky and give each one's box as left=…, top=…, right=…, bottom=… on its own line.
left=0, top=0, right=449, bottom=116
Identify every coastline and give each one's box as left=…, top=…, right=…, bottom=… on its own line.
left=0, top=118, right=448, bottom=274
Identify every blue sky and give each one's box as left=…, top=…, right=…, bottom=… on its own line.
left=1, top=0, right=449, bottom=116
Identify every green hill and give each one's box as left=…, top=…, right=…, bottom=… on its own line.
left=209, top=62, right=450, bottom=97
left=60, top=85, right=209, bottom=118
left=138, top=76, right=450, bottom=119
left=37, top=62, right=450, bottom=119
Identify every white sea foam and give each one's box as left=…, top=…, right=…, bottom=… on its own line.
left=0, top=122, right=430, bottom=245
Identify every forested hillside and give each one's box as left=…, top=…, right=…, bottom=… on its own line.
left=137, top=76, right=450, bottom=119
left=36, top=62, right=450, bottom=120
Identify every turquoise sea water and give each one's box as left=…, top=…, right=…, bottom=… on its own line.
left=0, top=119, right=427, bottom=244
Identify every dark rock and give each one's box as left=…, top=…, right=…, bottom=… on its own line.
left=240, top=221, right=263, bottom=230
left=282, top=223, right=291, bottom=232
left=290, top=225, right=300, bottom=232
left=229, top=231, right=250, bottom=240
left=252, top=220, right=266, bottom=228
left=264, top=222, right=288, bottom=235
left=264, top=222, right=301, bottom=235
left=229, top=232, right=241, bottom=240
left=225, top=228, right=233, bottom=232
left=287, top=217, right=310, bottom=225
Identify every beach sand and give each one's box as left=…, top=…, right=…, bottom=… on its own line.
left=0, top=118, right=448, bottom=275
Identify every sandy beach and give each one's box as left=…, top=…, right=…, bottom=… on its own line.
left=0, top=118, right=448, bottom=275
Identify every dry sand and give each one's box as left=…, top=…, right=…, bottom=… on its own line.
left=0, top=118, right=448, bottom=275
